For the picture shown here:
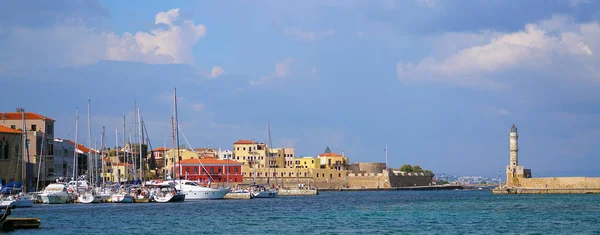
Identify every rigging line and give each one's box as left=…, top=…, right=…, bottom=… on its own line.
left=178, top=124, right=215, bottom=182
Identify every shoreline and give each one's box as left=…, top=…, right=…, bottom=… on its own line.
left=319, top=185, right=493, bottom=192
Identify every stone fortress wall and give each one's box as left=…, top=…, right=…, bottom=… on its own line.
left=237, top=162, right=433, bottom=189
left=513, top=177, right=600, bottom=189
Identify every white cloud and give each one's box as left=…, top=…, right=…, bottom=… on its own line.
left=0, top=8, right=207, bottom=71
left=283, top=28, right=335, bottom=42
left=396, top=16, right=598, bottom=88
left=209, top=66, right=226, bottom=78
left=106, top=8, right=207, bottom=64
left=191, top=103, right=205, bottom=112
left=251, top=58, right=294, bottom=85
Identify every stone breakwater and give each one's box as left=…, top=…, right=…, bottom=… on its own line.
left=492, top=187, right=600, bottom=194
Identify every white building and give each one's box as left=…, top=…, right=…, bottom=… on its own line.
left=218, top=149, right=234, bottom=160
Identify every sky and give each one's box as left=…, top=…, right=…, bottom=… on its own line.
left=1, top=0, right=599, bottom=177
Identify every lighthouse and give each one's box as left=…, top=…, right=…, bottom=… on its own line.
left=509, top=124, right=518, bottom=167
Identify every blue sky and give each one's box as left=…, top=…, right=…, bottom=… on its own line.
left=1, top=0, right=600, bottom=177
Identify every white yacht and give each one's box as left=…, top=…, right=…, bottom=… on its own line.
left=152, top=185, right=185, bottom=203
left=173, top=180, right=229, bottom=200
left=40, top=183, right=73, bottom=204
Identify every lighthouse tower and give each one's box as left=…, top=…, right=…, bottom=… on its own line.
left=509, top=124, right=518, bottom=167
left=505, top=123, right=531, bottom=187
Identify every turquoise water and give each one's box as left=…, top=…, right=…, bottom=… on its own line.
left=7, top=190, right=600, bottom=234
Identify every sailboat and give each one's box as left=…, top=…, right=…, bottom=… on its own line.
left=1, top=110, right=36, bottom=207
left=250, top=121, right=278, bottom=198
left=110, top=117, right=134, bottom=203
left=153, top=88, right=186, bottom=203
left=79, top=100, right=102, bottom=204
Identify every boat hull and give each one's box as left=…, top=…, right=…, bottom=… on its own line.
left=154, top=194, right=186, bottom=203
left=40, top=194, right=71, bottom=204
left=253, top=191, right=278, bottom=198
left=1, top=199, right=34, bottom=208
left=78, top=194, right=101, bottom=204
left=111, top=194, right=134, bottom=203
left=182, top=188, right=230, bottom=200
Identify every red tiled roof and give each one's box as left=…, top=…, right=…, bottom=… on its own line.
left=319, top=152, right=342, bottom=157
left=234, top=140, right=256, bottom=144
left=153, top=147, right=169, bottom=152
left=66, top=140, right=92, bottom=153
left=0, top=112, right=54, bottom=121
left=177, top=158, right=242, bottom=165
left=0, top=125, right=21, bottom=134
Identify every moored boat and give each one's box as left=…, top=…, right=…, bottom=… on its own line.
left=249, top=184, right=278, bottom=198
left=153, top=185, right=185, bottom=203
left=40, top=183, right=72, bottom=204
left=171, top=180, right=229, bottom=200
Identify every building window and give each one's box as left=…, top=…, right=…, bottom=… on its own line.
left=243, top=147, right=246, bottom=151
left=10, top=125, right=16, bottom=129
left=47, top=124, right=54, bottom=134
left=234, top=168, right=238, bottom=173
left=210, top=168, right=214, bottom=175
left=0, top=144, right=5, bottom=159
left=194, top=168, right=198, bottom=174
left=31, top=125, right=37, bottom=131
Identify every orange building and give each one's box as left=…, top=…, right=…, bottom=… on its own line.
left=173, top=158, right=243, bottom=183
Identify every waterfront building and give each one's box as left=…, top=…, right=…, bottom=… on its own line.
left=52, top=138, right=76, bottom=182
left=0, top=125, right=25, bottom=186
left=173, top=158, right=243, bottom=183
left=233, top=140, right=267, bottom=168
left=294, top=157, right=319, bottom=169
left=217, top=148, right=234, bottom=160
left=317, top=152, right=349, bottom=170
left=150, top=147, right=169, bottom=177
left=105, top=162, right=134, bottom=183
left=194, top=147, right=217, bottom=158
left=163, top=148, right=197, bottom=176
left=0, top=111, right=55, bottom=186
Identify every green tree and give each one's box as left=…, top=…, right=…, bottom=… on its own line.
left=324, top=146, right=331, bottom=153
left=412, top=165, right=424, bottom=173
left=399, top=164, right=413, bottom=172
left=437, top=180, right=449, bottom=185
left=423, top=170, right=435, bottom=177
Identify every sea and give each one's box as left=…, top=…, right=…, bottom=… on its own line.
left=8, top=190, right=600, bottom=234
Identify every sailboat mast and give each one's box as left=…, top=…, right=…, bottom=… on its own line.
left=19, top=109, right=27, bottom=193
left=133, top=101, right=137, bottom=183
left=88, top=99, right=92, bottom=186
left=101, top=126, right=105, bottom=186
left=138, top=108, right=143, bottom=183
left=171, top=117, right=175, bottom=180
left=73, top=108, right=79, bottom=190
left=115, top=129, right=119, bottom=184
left=123, top=115, right=127, bottom=188
left=174, top=88, right=182, bottom=183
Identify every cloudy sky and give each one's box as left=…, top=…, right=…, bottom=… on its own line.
left=1, top=0, right=599, bottom=177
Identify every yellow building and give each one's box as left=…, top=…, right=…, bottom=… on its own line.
left=294, top=157, right=320, bottom=169
left=103, top=163, right=134, bottom=183
left=317, top=152, right=349, bottom=170
left=164, top=148, right=198, bottom=173
left=233, top=140, right=268, bottom=168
